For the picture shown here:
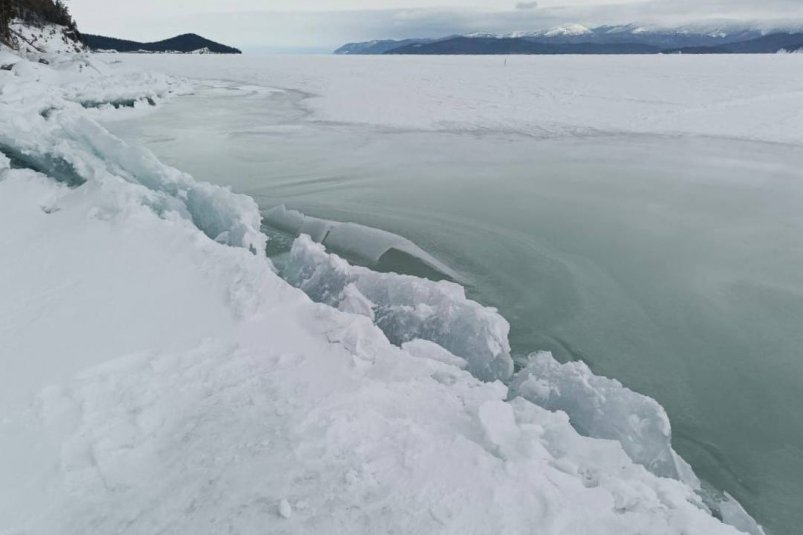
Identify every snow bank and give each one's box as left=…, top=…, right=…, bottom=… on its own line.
left=0, top=47, right=759, bottom=535
left=284, top=235, right=514, bottom=382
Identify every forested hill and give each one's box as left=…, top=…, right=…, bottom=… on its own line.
left=84, top=33, right=242, bottom=54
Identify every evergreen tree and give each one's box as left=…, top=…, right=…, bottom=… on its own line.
left=0, top=0, right=15, bottom=43
left=14, top=0, right=76, bottom=28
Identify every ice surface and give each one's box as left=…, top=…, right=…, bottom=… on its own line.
left=0, top=46, right=759, bottom=535
left=115, top=53, right=803, bottom=146
left=284, top=234, right=514, bottom=382
left=101, top=53, right=783, bottom=534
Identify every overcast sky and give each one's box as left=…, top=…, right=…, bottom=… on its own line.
left=68, top=0, right=803, bottom=53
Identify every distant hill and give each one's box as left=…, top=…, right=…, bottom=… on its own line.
left=335, top=38, right=438, bottom=55
left=670, top=32, right=803, bottom=54
left=387, top=37, right=660, bottom=55
left=84, top=33, right=241, bottom=54
left=335, top=23, right=803, bottom=55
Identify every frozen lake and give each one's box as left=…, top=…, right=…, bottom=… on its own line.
left=106, top=55, right=803, bottom=535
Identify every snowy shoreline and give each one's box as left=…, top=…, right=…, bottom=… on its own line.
left=0, top=47, right=764, bottom=534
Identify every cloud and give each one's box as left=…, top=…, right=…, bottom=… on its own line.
left=69, top=0, right=803, bottom=53
left=516, top=2, right=539, bottom=10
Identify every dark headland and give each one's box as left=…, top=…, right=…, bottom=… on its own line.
left=83, top=33, right=241, bottom=54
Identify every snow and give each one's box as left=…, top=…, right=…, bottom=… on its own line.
left=402, top=339, right=468, bottom=369
left=8, top=20, right=84, bottom=55
left=544, top=24, right=593, bottom=37
left=114, top=53, right=803, bottom=147
left=0, top=45, right=760, bottom=535
left=99, top=54, right=803, bottom=535
left=278, top=499, right=294, bottom=519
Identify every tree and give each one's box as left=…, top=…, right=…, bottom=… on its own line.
left=0, top=0, right=15, bottom=43
left=14, top=0, right=76, bottom=28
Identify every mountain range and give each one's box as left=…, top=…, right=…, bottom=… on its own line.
left=84, top=33, right=241, bottom=54
left=335, top=24, right=803, bottom=55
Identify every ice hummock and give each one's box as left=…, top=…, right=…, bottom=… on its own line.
left=284, top=234, right=514, bottom=382
left=264, top=204, right=459, bottom=280
left=287, top=233, right=685, bottom=468
left=509, top=351, right=694, bottom=482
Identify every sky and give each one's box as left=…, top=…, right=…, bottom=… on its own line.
left=68, top=0, right=803, bottom=53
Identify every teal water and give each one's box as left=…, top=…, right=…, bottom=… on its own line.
left=105, top=82, right=803, bottom=535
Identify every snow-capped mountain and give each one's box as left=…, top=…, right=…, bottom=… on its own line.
left=542, top=24, right=593, bottom=37
left=334, top=23, right=789, bottom=54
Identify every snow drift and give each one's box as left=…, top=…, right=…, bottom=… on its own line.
left=0, top=45, right=763, bottom=535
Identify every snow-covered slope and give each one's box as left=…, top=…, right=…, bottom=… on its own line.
left=543, top=24, right=593, bottom=37
left=0, top=49, right=762, bottom=534
left=7, top=20, right=84, bottom=55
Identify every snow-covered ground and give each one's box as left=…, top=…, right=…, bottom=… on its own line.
left=115, top=53, right=803, bottom=146
left=7, top=20, right=85, bottom=55
left=0, top=44, right=770, bottom=534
